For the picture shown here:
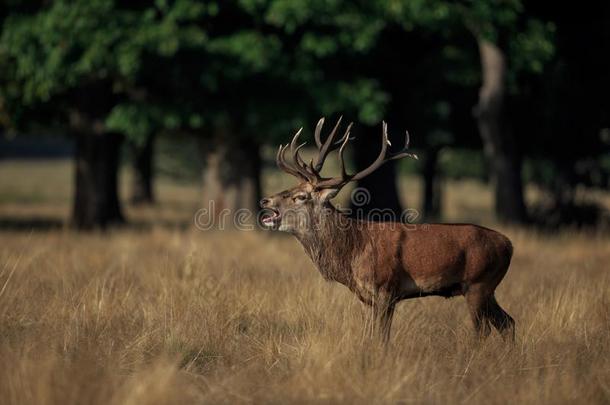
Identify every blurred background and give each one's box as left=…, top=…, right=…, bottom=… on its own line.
left=1, top=0, right=609, bottom=231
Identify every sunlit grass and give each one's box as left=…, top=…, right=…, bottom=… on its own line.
left=0, top=159, right=608, bottom=404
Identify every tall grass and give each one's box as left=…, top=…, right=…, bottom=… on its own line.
left=1, top=227, right=608, bottom=404
left=0, top=159, right=608, bottom=404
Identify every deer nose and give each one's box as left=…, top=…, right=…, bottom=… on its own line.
left=259, top=198, right=270, bottom=208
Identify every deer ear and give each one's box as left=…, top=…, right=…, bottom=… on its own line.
left=317, top=188, right=339, bottom=202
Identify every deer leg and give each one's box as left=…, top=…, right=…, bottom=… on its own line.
left=487, top=296, right=515, bottom=342
left=464, top=286, right=492, bottom=340
left=372, top=295, right=395, bottom=344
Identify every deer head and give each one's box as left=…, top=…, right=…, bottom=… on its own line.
left=260, top=117, right=417, bottom=234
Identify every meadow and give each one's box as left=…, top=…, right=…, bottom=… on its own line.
left=0, top=159, right=608, bottom=404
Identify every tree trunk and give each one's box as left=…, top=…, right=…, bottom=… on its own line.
left=199, top=131, right=261, bottom=227
left=422, top=146, right=442, bottom=221
left=352, top=125, right=403, bottom=217
left=474, top=39, right=527, bottom=223
left=72, top=132, right=124, bottom=229
left=131, top=134, right=155, bottom=204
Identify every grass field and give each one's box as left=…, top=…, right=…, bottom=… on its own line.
left=0, top=159, right=609, bottom=404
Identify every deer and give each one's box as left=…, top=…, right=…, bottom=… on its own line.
left=259, top=117, right=515, bottom=344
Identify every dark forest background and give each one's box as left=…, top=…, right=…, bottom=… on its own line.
left=1, top=0, right=609, bottom=230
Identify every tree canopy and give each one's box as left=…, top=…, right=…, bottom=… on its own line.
left=1, top=0, right=608, bottom=228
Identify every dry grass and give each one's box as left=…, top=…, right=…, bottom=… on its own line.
left=0, top=159, right=609, bottom=404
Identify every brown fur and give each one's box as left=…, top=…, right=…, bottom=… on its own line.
left=261, top=183, right=515, bottom=343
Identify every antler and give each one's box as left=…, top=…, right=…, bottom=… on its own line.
left=276, top=128, right=318, bottom=182
left=275, top=118, right=417, bottom=189
left=312, top=116, right=351, bottom=172
left=352, top=123, right=418, bottom=181
left=316, top=121, right=417, bottom=189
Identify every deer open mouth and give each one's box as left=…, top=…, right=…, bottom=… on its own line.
left=261, top=208, right=281, bottom=227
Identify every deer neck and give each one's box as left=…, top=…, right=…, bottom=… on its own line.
left=293, top=203, right=360, bottom=285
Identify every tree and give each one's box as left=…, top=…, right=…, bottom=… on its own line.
left=192, top=18, right=294, bottom=218
left=254, top=0, right=409, bottom=215
left=130, top=133, right=155, bottom=204
left=0, top=0, right=207, bottom=228
left=389, top=0, right=554, bottom=222
left=457, top=1, right=555, bottom=223
left=516, top=1, right=610, bottom=225
left=108, top=2, right=311, bottom=221
left=1, top=1, right=130, bottom=228
left=473, top=38, right=528, bottom=222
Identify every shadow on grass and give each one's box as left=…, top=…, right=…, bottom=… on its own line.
left=0, top=216, right=195, bottom=232
left=0, top=217, right=65, bottom=231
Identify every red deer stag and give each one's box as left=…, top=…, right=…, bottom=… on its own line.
left=260, top=117, right=515, bottom=343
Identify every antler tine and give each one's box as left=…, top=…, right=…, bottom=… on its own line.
left=276, top=144, right=297, bottom=177
left=293, top=141, right=316, bottom=176
left=351, top=123, right=418, bottom=181
left=289, top=127, right=305, bottom=165
left=314, top=117, right=325, bottom=149
left=348, top=121, right=391, bottom=182
left=289, top=127, right=304, bottom=150
left=314, top=116, right=349, bottom=148
left=313, top=116, right=343, bottom=172
left=338, top=122, right=353, bottom=180
left=385, top=130, right=419, bottom=161
left=277, top=119, right=416, bottom=187
left=315, top=122, right=354, bottom=189
left=276, top=144, right=306, bottom=180
left=289, top=128, right=318, bottom=181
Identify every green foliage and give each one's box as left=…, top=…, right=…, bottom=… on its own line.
left=3, top=0, right=551, bottom=141
left=311, top=80, right=389, bottom=125
left=207, top=31, right=281, bottom=74
left=0, top=0, right=207, bottom=136
left=456, top=0, right=555, bottom=89
left=438, top=148, right=487, bottom=180
left=106, top=103, right=163, bottom=146
left=383, top=0, right=451, bottom=32
left=251, top=0, right=391, bottom=128
left=0, top=0, right=597, bottom=175
left=510, top=20, right=555, bottom=75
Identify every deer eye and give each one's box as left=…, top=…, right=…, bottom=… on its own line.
left=293, top=194, right=308, bottom=202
